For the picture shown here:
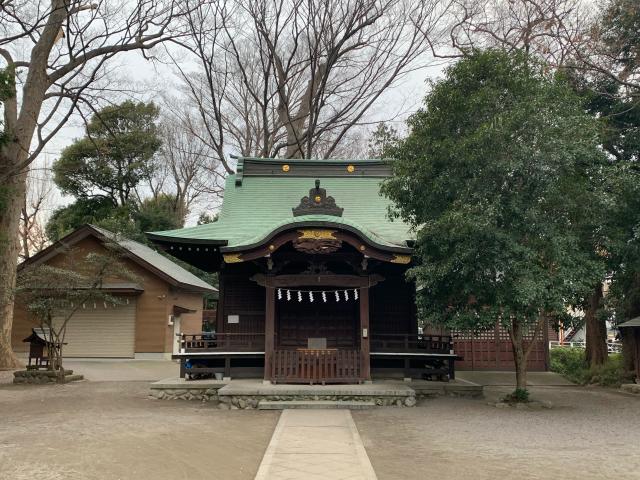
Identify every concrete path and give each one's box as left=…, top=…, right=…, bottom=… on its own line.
left=254, top=410, right=377, bottom=480
left=58, top=359, right=178, bottom=381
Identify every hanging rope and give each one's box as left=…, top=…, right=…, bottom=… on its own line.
left=276, top=288, right=360, bottom=302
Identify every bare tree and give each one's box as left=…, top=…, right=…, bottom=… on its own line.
left=150, top=109, right=225, bottom=224
left=446, top=0, right=587, bottom=63
left=19, top=165, right=54, bottom=260
left=172, top=0, right=454, bottom=166
left=445, top=0, right=639, bottom=94
left=0, top=0, right=198, bottom=368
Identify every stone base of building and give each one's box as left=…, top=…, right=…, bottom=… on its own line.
left=13, top=369, right=84, bottom=384
left=148, top=378, right=483, bottom=408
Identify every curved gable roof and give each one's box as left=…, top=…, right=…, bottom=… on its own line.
left=148, top=158, right=414, bottom=253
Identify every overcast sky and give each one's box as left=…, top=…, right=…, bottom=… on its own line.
left=36, top=46, right=448, bottom=226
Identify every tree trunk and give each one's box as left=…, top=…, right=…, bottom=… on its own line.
left=621, top=274, right=640, bottom=375
left=585, top=283, right=607, bottom=368
left=0, top=169, right=27, bottom=369
left=621, top=331, right=636, bottom=374
left=510, top=317, right=527, bottom=390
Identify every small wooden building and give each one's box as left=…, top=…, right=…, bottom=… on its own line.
left=149, top=158, right=458, bottom=383
left=618, top=317, right=640, bottom=383
left=13, top=225, right=217, bottom=359
left=22, top=328, right=61, bottom=369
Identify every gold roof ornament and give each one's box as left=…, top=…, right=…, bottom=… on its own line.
left=390, top=254, right=411, bottom=264
left=297, top=229, right=338, bottom=240
left=223, top=253, right=244, bottom=263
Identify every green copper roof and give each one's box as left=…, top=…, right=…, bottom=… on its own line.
left=148, top=158, right=413, bottom=253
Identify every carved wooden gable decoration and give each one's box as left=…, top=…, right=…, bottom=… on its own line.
left=292, top=180, right=344, bottom=217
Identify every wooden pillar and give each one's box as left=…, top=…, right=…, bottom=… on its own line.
left=636, top=330, right=640, bottom=382
left=359, top=286, right=371, bottom=381
left=216, top=269, right=226, bottom=333
left=264, top=282, right=276, bottom=382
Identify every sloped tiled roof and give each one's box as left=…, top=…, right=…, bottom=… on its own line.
left=89, top=225, right=216, bottom=292
left=21, top=225, right=217, bottom=293
left=148, top=158, right=413, bottom=253
left=618, top=317, right=640, bottom=328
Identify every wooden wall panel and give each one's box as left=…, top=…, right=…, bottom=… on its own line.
left=369, top=276, right=417, bottom=336
left=166, top=290, right=204, bottom=352
left=221, top=274, right=266, bottom=334
left=276, top=295, right=359, bottom=348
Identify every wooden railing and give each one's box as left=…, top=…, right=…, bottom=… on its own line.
left=180, top=333, right=265, bottom=353
left=271, top=349, right=361, bottom=384
left=370, top=334, right=453, bottom=354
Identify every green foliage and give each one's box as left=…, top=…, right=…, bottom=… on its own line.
left=550, top=348, right=633, bottom=387
left=502, top=388, right=530, bottom=404
left=381, top=50, right=607, bottom=334
left=46, top=195, right=183, bottom=244
left=197, top=212, right=218, bottom=225
left=0, top=67, right=15, bottom=254
left=52, top=101, right=161, bottom=206
left=46, top=197, right=119, bottom=242
left=566, top=1, right=640, bottom=325
left=550, top=347, right=589, bottom=383
left=46, top=101, right=185, bottom=247
left=600, top=0, right=640, bottom=75
left=136, top=194, right=183, bottom=234
left=0, top=67, right=14, bottom=147
left=368, top=122, right=400, bottom=158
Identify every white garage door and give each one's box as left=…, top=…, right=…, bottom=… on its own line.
left=54, top=299, right=136, bottom=358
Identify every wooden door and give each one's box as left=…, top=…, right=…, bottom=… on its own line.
left=276, top=293, right=359, bottom=349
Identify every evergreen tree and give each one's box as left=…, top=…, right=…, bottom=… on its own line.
left=52, top=101, right=161, bottom=206
left=382, top=50, right=608, bottom=393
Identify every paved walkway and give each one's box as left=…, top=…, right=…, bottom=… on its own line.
left=254, top=410, right=377, bottom=480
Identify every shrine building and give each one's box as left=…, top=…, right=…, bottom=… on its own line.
left=148, top=157, right=457, bottom=384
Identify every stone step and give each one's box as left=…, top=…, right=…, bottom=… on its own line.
left=258, top=400, right=376, bottom=410
left=15, top=369, right=74, bottom=377
left=64, top=374, right=84, bottom=383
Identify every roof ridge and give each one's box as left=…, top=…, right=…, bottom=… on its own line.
left=231, top=155, right=389, bottom=163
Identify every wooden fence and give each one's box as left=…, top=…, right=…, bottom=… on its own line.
left=271, top=349, right=361, bottom=384
left=451, top=322, right=550, bottom=371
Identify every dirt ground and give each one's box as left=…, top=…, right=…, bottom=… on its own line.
left=2, top=372, right=639, bottom=480
left=0, top=381, right=279, bottom=480
left=354, top=385, right=640, bottom=480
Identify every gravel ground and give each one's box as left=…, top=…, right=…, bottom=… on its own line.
left=0, top=381, right=279, bottom=480
left=0, top=369, right=13, bottom=384
left=354, top=385, right=640, bottom=480
left=2, top=375, right=639, bottom=480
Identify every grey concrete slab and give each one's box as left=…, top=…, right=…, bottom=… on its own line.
left=258, top=400, right=376, bottom=410
left=457, top=370, right=574, bottom=386
left=151, top=377, right=227, bottom=389
left=254, top=410, right=377, bottom=480
left=219, top=379, right=414, bottom=397
left=62, top=359, right=179, bottom=381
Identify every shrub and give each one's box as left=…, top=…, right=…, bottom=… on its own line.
left=550, top=348, right=634, bottom=387
left=502, top=388, right=530, bottom=404
left=550, top=348, right=589, bottom=384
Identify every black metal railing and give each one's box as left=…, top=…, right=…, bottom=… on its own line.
left=370, top=333, right=453, bottom=354
left=179, top=333, right=265, bottom=353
